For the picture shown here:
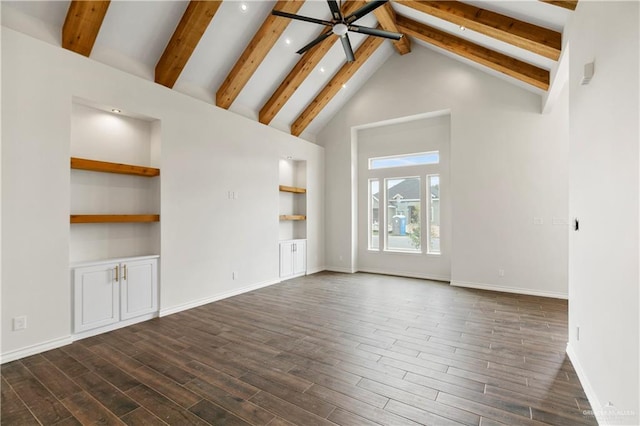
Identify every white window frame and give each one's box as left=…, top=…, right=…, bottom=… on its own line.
left=369, top=151, right=439, bottom=170
left=426, top=174, right=440, bottom=255
left=383, top=176, right=421, bottom=254
left=368, top=178, right=379, bottom=251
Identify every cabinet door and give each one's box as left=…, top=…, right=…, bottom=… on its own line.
left=293, top=240, right=307, bottom=276
left=280, top=242, right=294, bottom=278
left=121, top=259, right=158, bottom=320
left=74, top=263, right=119, bottom=333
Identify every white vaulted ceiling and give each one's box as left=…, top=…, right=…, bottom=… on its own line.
left=1, top=0, right=574, bottom=141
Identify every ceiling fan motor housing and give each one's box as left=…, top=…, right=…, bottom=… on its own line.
left=332, top=23, right=348, bottom=36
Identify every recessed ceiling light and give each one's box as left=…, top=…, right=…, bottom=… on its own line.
left=342, top=84, right=347, bottom=89
left=111, top=108, right=121, bottom=113
left=240, top=3, right=248, bottom=12
left=459, top=25, right=466, bottom=31
left=285, top=38, right=292, bottom=45
left=319, top=67, right=325, bottom=73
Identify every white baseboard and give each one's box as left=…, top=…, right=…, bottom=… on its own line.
left=567, top=343, right=608, bottom=426
left=306, top=266, right=326, bottom=275
left=450, top=280, right=568, bottom=299
left=1, top=335, right=73, bottom=364
left=159, top=278, right=280, bottom=317
left=357, top=267, right=450, bottom=282
left=72, top=312, right=158, bottom=342
left=325, top=266, right=356, bottom=273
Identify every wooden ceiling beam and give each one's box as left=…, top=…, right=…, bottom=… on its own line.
left=396, top=14, right=549, bottom=90
left=395, top=0, right=561, bottom=60
left=539, top=1, right=578, bottom=11
left=216, top=0, right=305, bottom=109
left=291, top=35, right=385, bottom=137
left=372, top=2, right=411, bottom=55
left=155, top=1, right=222, bottom=88
left=259, top=1, right=365, bottom=126
left=62, top=1, right=111, bottom=56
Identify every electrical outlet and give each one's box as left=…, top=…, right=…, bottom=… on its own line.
left=498, top=269, right=505, bottom=277
left=13, top=316, right=27, bottom=331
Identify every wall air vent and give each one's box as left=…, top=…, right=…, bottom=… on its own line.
left=581, top=61, right=595, bottom=85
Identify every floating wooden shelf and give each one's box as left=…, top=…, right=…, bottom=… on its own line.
left=279, top=215, right=306, bottom=221
left=71, top=214, right=160, bottom=224
left=279, top=185, right=306, bottom=194
left=71, top=157, right=160, bottom=177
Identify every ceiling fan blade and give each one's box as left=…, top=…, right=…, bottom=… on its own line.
left=348, top=24, right=403, bottom=40
left=272, top=9, right=333, bottom=27
left=297, top=29, right=334, bottom=55
left=327, top=0, right=342, bottom=20
left=340, top=33, right=356, bottom=62
left=344, top=0, right=387, bottom=24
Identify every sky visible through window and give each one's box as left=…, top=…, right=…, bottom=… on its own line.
left=369, top=152, right=439, bottom=170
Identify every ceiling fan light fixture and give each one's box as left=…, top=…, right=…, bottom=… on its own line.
left=272, top=1, right=401, bottom=61
left=333, top=23, right=348, bottom=36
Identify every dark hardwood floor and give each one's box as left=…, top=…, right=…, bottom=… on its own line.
left=2, top=272, right=597, bottom=425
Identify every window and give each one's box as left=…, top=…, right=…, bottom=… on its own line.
left=365, top=151, right=443, bottom=256
left=369, top=151, right=439, bottom=170
left=428, top=175, right=440, bottom=254
left=369, top=179, right=379, bottom=250
left=385, top=177, right=421, bottom=252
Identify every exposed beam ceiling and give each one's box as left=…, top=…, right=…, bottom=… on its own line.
left=396, top=0, right=561, bottom=60
left=539, top=0, right=578, bottom=11
left=259, top=1, right=366, bottom=126
left=62, top=1, right=111, bottom=56
left=373, top=2, right=411, bottom=55
left=216, top=0, right=305, bottom=109
left=396, top=14, right=549, bottom=90
left=8, top=0, right=567, bottom=139
left=155, top=1, right=222, bottom=89
left=291, top=35, right=385, bottom=137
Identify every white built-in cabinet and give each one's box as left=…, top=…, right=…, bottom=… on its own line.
left=73, top=255, right=158, bottom=335
left=280, top=239, right=306, bottom=279
left=70, top=103, right=161, bottom=340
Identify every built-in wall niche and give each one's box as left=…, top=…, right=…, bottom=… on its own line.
left=70, top=102, right=161, bottom=263
left=279, top=159, right=307, bottom=241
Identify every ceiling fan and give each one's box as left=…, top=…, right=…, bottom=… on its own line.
left=272, top=0, right=403, bottom=62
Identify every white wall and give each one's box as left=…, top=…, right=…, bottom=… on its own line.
left=1, top=28, right=324, bottom=359
left=318, top=44, right=570, bottom=298
left=566, top=2, right=639, bottom=424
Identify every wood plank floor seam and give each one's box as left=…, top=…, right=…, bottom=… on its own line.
left=2, top=272, right=597, bottom=425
